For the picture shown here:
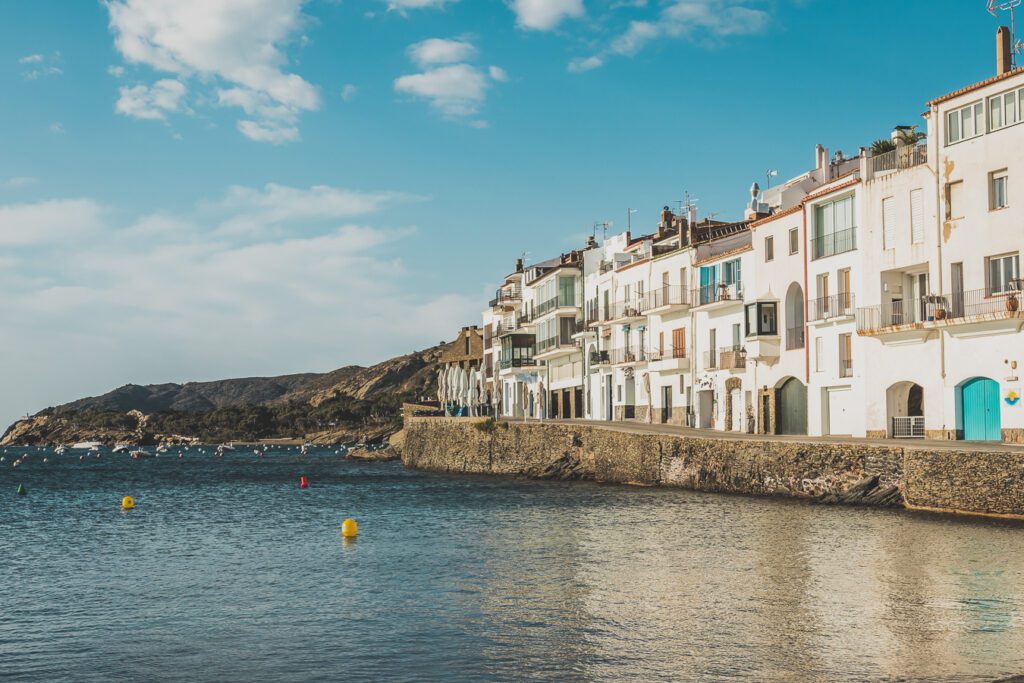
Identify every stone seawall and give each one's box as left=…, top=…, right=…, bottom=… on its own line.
left=402, top=417, right=1024, bottom=518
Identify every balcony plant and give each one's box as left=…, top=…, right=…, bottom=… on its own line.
left=1007, top=278, right=1023, bottom=312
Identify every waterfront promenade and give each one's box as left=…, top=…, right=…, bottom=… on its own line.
left=505, top=417, right=1024, bottom=454
left=404, top=413, right=1024, bottom=520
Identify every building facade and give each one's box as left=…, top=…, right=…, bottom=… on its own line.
left=478, top=33, right=1024, bottom=443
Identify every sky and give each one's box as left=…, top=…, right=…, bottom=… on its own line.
left=0, top=0, right=1012, bottom=429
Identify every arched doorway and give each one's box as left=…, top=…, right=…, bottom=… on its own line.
left=785, top=282, right=805, bottom=350
left=958, top=377, right=1001, bottom=441
left=886, top=381, right=925, bottom=438
left=777, top=377, right=807, bottom=435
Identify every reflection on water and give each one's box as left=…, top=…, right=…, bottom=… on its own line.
left=1, top=447, right=1023, bottom=682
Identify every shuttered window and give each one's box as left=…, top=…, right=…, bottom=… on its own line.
left=910, top=189, right=924, bottom=244
left=672, top=328, right=685, bottom=358
left=882, top=196, right=895, bottom=248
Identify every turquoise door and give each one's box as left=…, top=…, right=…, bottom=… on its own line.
left=961, top=377, right=1001, bottom=441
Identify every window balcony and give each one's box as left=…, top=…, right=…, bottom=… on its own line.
left=648, top=345, right=689, bottom=373
left=608, top=298, right=651, bottom=323
left=808, top=293, right=855, bottom=323
left=648, top=286, right=691, bottom=312
left=589, top=349, right=610, bottom=365
left=857, top=286, right=1024, bottom=341
left=608, top=347, right=648, bottom=365
left=870, top=145, right=927, bottom=174
left=499, top=357, right=537, bottom=371
left=489, top=288, right=522, bottom=309
left=719, top=344, right=747, bottom=370
left=693, top=282, right=743, bottom=308
left=811, top=227, right=857, bottom=260
left=839, top=357, right=853, bottom=378
left=536, top=295, right=579, bottom=317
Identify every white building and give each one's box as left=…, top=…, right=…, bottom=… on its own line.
left=480, top=27, right=1024, bottom=443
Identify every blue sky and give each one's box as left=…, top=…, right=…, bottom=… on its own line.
left=0, top=0, right=1010, bottom=428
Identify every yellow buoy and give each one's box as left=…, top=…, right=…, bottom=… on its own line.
left=122, top=495, right=135, bottom=510
left=341, top=518, right=358, bottom=538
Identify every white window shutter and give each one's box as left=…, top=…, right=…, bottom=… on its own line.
left=882, top=197, right=895, bottom=248
left=910, top=189, right=924, bottom=244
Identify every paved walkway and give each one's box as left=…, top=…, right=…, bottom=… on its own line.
left=499, top=417, right=1024, bottom=453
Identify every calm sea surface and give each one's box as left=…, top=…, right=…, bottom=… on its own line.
left=2, top=446, right=1024, bottom=682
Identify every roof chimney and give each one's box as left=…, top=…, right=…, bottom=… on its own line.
left=515, top=258, right=524, bottom=273
left=998, top=26, right=1013, bottom=75
left=658, top=206, right=673, bottom=238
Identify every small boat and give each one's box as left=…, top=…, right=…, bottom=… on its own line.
left=130, top=450, right=153, bottom=459
left=54, top=445, right=67, bottom=455
left=112, top=445, right=130, bottom=453
left=72, top=441, right=103, bottom=450
left=219, top=444, right=236, bottom=452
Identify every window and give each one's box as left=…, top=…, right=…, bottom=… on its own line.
left=989, top=87, right=1024, bottom=131
left=731, top=323, right=741, bottom=348
left=839, top=333, right=852, bottom=378
left=910, top=188, right=924, bottom=244
left=745, top=302, right=778, bottom=337
left=990, top=170, right=1009, bottom=210
left=558, top=276, right=576, bottom=307
left=672, top=327, right=685, bottom=357
left=946, top=181, right=964, bottom=220
left=812, top=195, right=856, bottom=259
left=764, top=235, right=774, bottom=262
left=815, top=337, right=823, bottom=372
left=882, top=196, right=895, bottom=249
left=789, top=227, right=799, bottom=255
left=946, top=101, right=984, bottom=145
left=987, top=253, right=1020, bottom=294
left=816, top=272, right=829, bottom=301
left=838, top=268, right=851, bottom=310
left=723, top=258, right=741, bottom=285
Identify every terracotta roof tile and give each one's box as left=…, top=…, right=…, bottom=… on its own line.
left=926, top=66, right=1024, bottom=106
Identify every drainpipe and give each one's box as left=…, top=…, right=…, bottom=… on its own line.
left=932, top=103, right=947, bottom=437
left=932, top=104, right=947, bottom=382
left=802, top=203, right=810, bottom=384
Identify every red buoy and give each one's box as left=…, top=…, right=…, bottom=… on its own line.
left=300, top=475, right=309, bottom=489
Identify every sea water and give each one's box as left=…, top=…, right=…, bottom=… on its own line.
left=2, top=446, right=1024, bottom=682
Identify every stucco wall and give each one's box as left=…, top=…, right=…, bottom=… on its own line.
left=403, top=416, right=1024, bottom=518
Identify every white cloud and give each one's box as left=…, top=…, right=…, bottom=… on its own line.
left=2, top=177, right=38, bottom=190
left=106, top=0, right=319, bottom=143
left=395, top=39, right=506, bottom=122
left=341, top=84, right=358, bottom=101
left=0, top=199, right=103, bottom=246
left=395, top=64, right=490, bottom=118
left=568, top=55, right=603, bottom=72
left=510, top=0, right=584, bottom=30
left=569, top=0, right=769, bottom=70
left=408, top=38, right=477, bottom=67
left=384, top=0, right=457, bottom=10
left=18, top=52, right=62, bottom=80
left=107, top=65, right=126, bottom=77
left=212, top=183, right=415, bottom=235
left=116, top=79, right=187, bottom=121
left=0, top=186, right=477, bottom=432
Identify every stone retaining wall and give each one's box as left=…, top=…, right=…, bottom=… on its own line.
left=402, top=417, right=1024, bottom=518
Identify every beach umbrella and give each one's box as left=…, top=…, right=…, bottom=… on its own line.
left=437, top=368, right=446, bottom=404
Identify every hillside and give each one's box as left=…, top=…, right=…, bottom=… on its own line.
left=1, top=343, right=447, bottom=447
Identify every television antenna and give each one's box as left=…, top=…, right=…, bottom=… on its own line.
left=989, top=0, right=1024, bottom=66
